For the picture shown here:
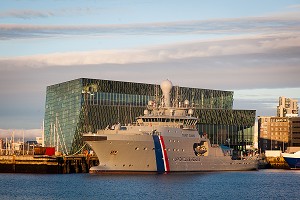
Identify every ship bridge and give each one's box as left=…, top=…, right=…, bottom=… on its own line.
left=137, top=115, right=198, bottom=130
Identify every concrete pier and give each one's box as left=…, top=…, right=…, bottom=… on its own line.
left=0, top=155, right=99, bottom=174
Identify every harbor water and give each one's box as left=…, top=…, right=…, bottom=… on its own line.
left=1, top=169, right=299, bottom=200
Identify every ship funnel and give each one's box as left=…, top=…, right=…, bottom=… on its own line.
left=160, top=80, right=173, bottom=107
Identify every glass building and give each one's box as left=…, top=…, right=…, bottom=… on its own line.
left=44, top=78, right=256, bottom=154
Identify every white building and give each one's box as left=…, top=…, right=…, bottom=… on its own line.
left=277, top=96, right=298, bottom=117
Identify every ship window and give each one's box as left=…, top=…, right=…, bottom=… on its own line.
left=135, top=147, right=139, bottom=150
left=144, top=147, right=147, bottom=150
left=173, top=149, right=176, bottom=151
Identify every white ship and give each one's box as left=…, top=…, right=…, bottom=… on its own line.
left=83, top=80, right=258, bottom=173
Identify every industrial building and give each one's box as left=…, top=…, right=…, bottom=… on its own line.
left=44, top=78, right=256, bottom=154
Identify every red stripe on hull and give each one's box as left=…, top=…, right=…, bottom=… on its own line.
left=159, top=136, right=170, bottom=172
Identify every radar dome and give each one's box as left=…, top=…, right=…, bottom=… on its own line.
left=160, top=80, right=173, bottom=94
left=160, top=80, right=173, bottom=107
left=184, top=100, right=189, bottom=106
left=144, top=109, right=149, bottom=115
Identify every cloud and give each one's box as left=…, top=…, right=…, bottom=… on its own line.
left=0, top=10, right=54, bottom=19
left=233, top=98, right=278, bottom=117
left=1, top=12, right=300, bottom=40
left=1, top=33, right=300, bottom=68
left=0, top=7, right=101, bottom=19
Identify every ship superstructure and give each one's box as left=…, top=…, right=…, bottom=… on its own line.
left=83, top=80, right=257, bottom=173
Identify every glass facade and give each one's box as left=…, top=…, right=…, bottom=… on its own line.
left=44, top=78, right=256, bottom=154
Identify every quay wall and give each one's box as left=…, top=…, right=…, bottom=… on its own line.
left=0, top=155, right=292, bottom=173
left=0, top=155, right=99, bottom=174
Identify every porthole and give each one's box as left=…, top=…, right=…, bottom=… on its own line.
left=135, top=147, right=139, bottom=150
left=144, top=147, right=148, bottom=150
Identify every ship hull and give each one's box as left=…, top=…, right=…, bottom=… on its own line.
left=84, top=134, right=257, bottom=173
left=282, top=153, right=300, bottom=169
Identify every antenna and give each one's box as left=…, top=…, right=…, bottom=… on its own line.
left=175, top=85, right=180, bottom=107
left=155, top=84, right=159, bottom=104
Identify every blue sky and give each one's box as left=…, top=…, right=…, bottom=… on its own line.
left=0, top=0, right=300, bottom=138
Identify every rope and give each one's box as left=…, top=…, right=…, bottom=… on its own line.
left=69, top=143, right=87, bottom=156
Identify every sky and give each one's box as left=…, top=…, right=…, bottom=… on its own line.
left=0, top=0, right=300, bottom=139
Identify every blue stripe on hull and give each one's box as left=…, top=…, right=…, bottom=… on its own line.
left=284, top=157, right=300, bottom=169
left=152, top=135, right=165, bottom=173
